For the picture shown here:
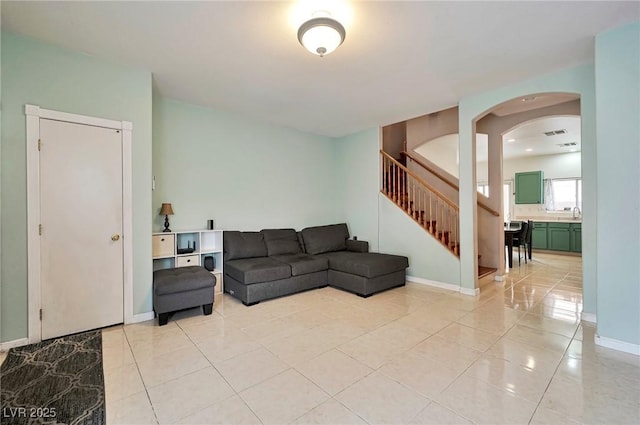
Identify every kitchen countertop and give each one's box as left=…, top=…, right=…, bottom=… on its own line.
left=516, top=217, right=581, bottom=223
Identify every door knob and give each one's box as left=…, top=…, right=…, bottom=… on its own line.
left=111, top=234, right=120, bottom=241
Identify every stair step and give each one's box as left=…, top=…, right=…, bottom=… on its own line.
left=478, top=266, right=497, bottom=279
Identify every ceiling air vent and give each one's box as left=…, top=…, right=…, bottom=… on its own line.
left=557, top=142, right=577, bottom=147
left=544, top=129, right=568, bottom=136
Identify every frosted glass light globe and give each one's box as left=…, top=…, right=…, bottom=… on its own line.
left=297, top=17, right=346, bottom=57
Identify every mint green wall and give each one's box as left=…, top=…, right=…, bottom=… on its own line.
left=459, top=65, right=597, bottom=313
left=379, top=197, right=461, bottom=285
left=1, top=32, right=153, bottom=342
left=595, top=22, right=640, bottom=346
left=152, top=97, right=339, bottom=232
left=333, top=128, right=380, bottom=250
left=334, top=128, right=461, bottom=286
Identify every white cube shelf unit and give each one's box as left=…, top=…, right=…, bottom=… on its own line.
left=152, top=229, right=224, bottom=294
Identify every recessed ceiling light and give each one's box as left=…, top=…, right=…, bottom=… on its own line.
left=525, top=148, right=533, bottom=152
left=507, top=138, right=516, bottom=142
left=522, top=96, right=537, bottom=102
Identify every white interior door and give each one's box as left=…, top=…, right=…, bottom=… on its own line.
left=40, top=118, right=124, bottom=340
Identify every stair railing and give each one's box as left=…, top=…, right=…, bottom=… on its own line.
left=400, top=148, right=500, bottom=217
left=381, top=150, right=459, bottom=256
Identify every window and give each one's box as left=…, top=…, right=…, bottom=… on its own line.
left=503, top=181, right=513, bottom=219
left=477, top=183, right=489, bottom=197
left=478, top=181, right=514, bottom=219
left=546, top=178, right=582, bottom=211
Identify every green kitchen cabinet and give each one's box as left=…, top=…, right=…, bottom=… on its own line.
left=548, top=222, right=571, bottom=251
left=531, top=222, right=548, bottom=249
left=515, top=171, right=544, bottom=204
left=571, top=223, right=582, bottom=253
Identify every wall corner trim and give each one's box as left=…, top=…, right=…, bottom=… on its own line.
left=460, top=287, right=480, bottom=297
left=595, top=334, right=640, bottom=356
left=132, top=312, right=155, bottom=324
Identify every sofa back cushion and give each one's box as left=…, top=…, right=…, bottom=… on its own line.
left=301, top=223, right=350, bottom=255
left=223, top=231, right=267, bottom=260
left=262, top=229, right=302, bottom=256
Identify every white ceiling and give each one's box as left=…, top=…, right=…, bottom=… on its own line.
left=2, top=1, right=638, bottom=138
left=503, top=116, right=581, bottom=160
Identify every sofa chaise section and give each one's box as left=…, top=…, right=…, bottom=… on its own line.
left=301, top=224, right=409, bottom=297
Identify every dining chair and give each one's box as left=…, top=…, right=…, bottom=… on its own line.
left=526, top=220, right=534, bottom=260
left=512, top=221, right=529, bottom=265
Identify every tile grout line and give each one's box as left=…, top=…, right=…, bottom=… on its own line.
left=526, top=278, right=583, bottom=425
left=119, top=326, right=162, bottom=425
left=174, top=307, right=266, bottom=424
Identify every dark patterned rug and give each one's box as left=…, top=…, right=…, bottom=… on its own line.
left=1, top=330, right=105, bottom=425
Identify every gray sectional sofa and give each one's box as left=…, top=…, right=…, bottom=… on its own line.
left=223, top=223, right=409, bottom=305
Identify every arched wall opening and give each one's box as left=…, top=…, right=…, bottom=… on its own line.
left=472, top=95, right=582, bottom=276
left=456, top=71, right=595, bottom=324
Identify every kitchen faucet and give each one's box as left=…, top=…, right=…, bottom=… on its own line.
left=573, top=206, right=581, bottom=219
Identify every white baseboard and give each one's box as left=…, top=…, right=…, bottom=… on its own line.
left=132, top=312, right=155, bottom=324
left=595, top=334, right=640, bottom=356
left=407, top=276, right=479, bottom=296
left=581, top=312, right=597, bottom=324
left=460, top=287, right=480, bottom=296
left=0, top=338, right=29, bottom=351
left=407, top=276, right=459, bottom=292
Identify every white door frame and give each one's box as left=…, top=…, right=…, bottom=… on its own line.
left=26, top=104, right=133, bottom=343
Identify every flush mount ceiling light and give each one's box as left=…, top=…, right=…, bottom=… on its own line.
left=297, top=17, right=346, bottom=57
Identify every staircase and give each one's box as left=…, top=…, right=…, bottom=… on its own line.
left=380, top=150, right=460, bottom=256
left=381, top=149, right=500, bottom=279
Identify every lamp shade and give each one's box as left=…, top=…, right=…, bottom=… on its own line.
left=159, top=203, right=174, bottom=216
left=297, top=17, right=346, bottom=57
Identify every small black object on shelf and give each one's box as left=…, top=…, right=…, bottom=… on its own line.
left=204, top=256, right=215, bottom=271
left=177, top=240, right=195, bottom=254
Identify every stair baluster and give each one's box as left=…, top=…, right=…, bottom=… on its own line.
left=380, top=151, right=460, bottom=257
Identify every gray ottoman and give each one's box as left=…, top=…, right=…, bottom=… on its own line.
left=153, top=266, right=216, bottom=326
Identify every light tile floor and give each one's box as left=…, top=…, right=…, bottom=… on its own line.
left=3, top=253, right=640, bottom=424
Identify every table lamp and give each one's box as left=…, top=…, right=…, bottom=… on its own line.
left=160, top=203, right=174, bottom=232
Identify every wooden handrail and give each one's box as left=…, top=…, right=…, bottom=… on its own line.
left=400, top=150, right=500, bottom=217
left=381, top=150, right=458, bottom=211
left=401, top=150, right=458, bottom=191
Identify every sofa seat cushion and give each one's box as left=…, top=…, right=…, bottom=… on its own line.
left=153, top=266, right=216, bottom=295
left=224, top=231, right=268, bottom=260
left=225, top=257, right=291, bottom=284
left=262, top=229, right=302, bottom=256
left=271, top=253, right=328, bottom=276
left=316, top=251, right=409, bottom=278
left=301, top=223, right=349, bottom=255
